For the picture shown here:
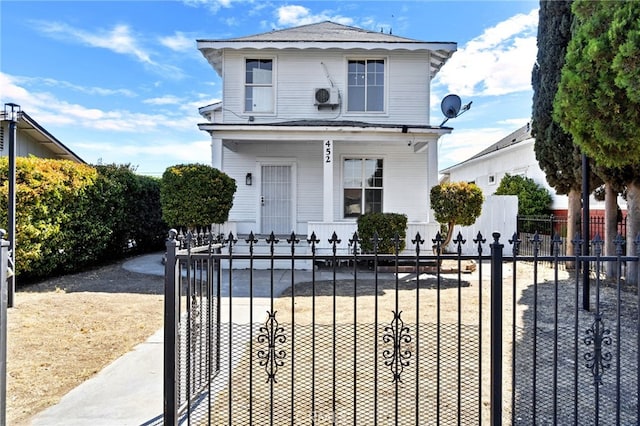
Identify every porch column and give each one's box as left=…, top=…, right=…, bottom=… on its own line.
left=211, top=137, right=223, bottom=170
left=426, top=139, right=438, bottom=223
left=323, top=139, right=334, bottom=222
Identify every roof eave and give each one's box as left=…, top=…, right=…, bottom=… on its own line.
left=197, top=40, right=457, bottom=76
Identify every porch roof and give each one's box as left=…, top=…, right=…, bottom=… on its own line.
left=199, top=120, right=451, bottom=153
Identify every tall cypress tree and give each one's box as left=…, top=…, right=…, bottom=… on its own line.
left=531, top=0, right=597, bottom=259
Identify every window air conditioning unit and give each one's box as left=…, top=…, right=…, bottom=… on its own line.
left=314, top=87, right=340, bottom=107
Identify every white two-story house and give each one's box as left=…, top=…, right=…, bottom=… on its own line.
left=197, top=21, right=456, bottom=252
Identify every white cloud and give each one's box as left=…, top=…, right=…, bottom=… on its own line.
left=275, top=5, right=354, bottom=27
left=33, top=21, right=185, bottom=78
left=182, top=0, right=234, bottom=13
left=143, top=95, right=184, bottom=106
left=17, top=76, right=136, bottom=98
left=0, top=72, right=197, bottom=133
left=434, top=8, right=539, bottom=97
left=438, top=127, right=510, bottom=170
left=36, top=21, right=152, bottom=63
left=74, top=139, right=212, bottom=175
left=159, top=32, right=194, bottom=52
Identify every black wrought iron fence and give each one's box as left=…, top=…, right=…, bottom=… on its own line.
left=517, top=214, right=627, bottom=257
left=0, top=232, right=8, bottom=425
left=163, top=229, right=640, bottom=426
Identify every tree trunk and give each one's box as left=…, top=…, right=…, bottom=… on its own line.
left=604, top=182, right=619, bottom=277
left=627, top=182, right=640, bottom=286
left=565, top=188, right=582, bottom=269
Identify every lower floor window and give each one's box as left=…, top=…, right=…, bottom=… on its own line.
left=343, top=158, right=383, bottom=218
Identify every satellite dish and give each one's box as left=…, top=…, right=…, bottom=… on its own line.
left=439, top=94, right=471, bottom=126
left=441, top=94, right=462, bottom=118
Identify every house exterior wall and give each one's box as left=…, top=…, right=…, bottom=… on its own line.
left=444, top=139, right=564, bottom=208
left=443, top=137, right=626, bottom=213
left=220, top=49, right=431, bottom=125
left=1, top=122, right=54, bottom=159
left=222, top=139, right=430, bottom=235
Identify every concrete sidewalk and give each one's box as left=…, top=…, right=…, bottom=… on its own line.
left=29, top=253, right=366, bottom=425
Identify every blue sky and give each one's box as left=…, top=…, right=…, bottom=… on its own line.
left=1, top=0, right=539, bottom=176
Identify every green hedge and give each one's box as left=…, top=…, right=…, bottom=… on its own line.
left=160, top=163, right=236, bottom=228
left=357, top=212, right=408, bottom=254
left=0, top=159, right=166, bottom=280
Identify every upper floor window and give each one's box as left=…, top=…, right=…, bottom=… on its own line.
left=347, top=59, right=385, bottom=112
left=343, top=158, right=383, bottom=218
left=245, top=59, right=273, bottom=112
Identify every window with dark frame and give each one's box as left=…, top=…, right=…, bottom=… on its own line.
left=245, top=59, right=273, bottom=112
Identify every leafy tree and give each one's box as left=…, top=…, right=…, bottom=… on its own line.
left=531, top=0, right=602, bottom=257
left=160, top=164, right=237, bottom=229
left=554, top=0, right=640, bottom=283
left=430, top=182, right=484, bottom=248
left=494, top=174, right=552, bottom=216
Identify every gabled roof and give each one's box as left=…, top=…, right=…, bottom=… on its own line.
left=1, top=111, right=85, bottom=163
left=198, top=21, right=456, bottom=78
left=440, top=123, right=532, bottom=173
left=223, top=21, right=427, bottom=43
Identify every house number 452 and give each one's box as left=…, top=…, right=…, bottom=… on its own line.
left=325, top=140, right=332, bottom=163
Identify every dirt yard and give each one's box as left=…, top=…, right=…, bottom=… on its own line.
left=6, top=257, right=165, bottom=425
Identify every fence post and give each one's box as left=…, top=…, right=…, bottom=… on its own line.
left=164, top=231, right=179, bottom=426
left=0, top=233, right=8, bottom=425
left=490, top=232, right=504, bottom=426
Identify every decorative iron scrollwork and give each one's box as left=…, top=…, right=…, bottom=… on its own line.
left=584, top=313, right=612, bottom=385
left=382, top=310, right=412, bottom=383
left=257, top=311, right=286, bottom=383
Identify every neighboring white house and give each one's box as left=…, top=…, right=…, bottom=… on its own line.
left=0, top=110, right=85, bottom=163
left=197, top=21, right=457, bottom=250
left=439, top=123, right=627, bottom=217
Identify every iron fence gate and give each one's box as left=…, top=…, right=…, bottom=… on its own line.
left=164, top=230, right=640, bottom=425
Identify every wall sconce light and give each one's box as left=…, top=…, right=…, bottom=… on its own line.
left=246, top=173, right=252, bottom=186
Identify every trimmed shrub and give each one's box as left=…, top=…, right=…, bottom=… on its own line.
left=494, top=174, right=552, bottom=216
left=430, top=181, right=484, bottom=248
left=160, top=164, right=237, bottom=228
left=357, top=212, right=408, bottom=254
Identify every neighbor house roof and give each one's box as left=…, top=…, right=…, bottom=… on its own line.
left=440, top=123, right=532, bottom=174
left=1, top=111, right=85, bottom=163
left=198, top=21, right=456, bottom=78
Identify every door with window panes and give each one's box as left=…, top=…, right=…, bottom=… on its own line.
left=343, top=158, right=383, bottom=218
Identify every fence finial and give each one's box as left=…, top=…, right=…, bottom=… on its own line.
left=246, top=231, right=258, bottom=255
left=412, top=232, right=424, bottom=255
left=614, top=233, right=625, bottom=256
left=307, top=231, right=320, bottom=255
left=349, top=231, right=360, bottom=255
left=592, top=233, right=604, bottom=256
left=571, top=233, right=583, bottom=256
left=453, top=231, right=466, bottom=255
left=551, top=233, right=563, bottom=257
left=474, top=231, right=486, bottom=255
left=508, top=232, right=520, bottom=256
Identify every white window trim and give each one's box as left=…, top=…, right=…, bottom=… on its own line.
left=344, top=56, right=388, bottom=115
left=341, top=155, right=385, bottom=219
left=243, top=56, right=277, bottom=115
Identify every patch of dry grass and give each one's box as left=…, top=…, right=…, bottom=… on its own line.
left=6, top=265, right=164, bottom=425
